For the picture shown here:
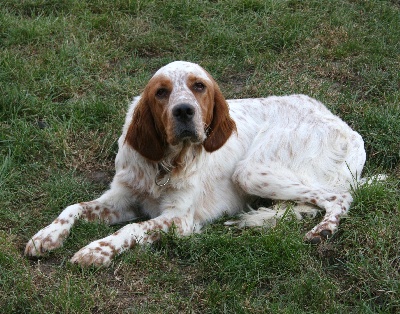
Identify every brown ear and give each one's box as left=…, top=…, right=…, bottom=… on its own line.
left=203, top=83, right=236, bottom=152
left=125, top=96, right=165, bottom=162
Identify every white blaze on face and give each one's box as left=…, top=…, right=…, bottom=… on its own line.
left=154, top=61, right=211, bottom=81
left=154, top=61, right=212, bottom=144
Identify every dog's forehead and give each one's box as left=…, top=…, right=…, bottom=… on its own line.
left=153, top=61, right=211, bottom=82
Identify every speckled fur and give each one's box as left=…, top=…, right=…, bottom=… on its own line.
left=25, top=61, right=366, bottom=266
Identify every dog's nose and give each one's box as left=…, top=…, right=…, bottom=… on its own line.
left=172, top=104, right=195, bottom=122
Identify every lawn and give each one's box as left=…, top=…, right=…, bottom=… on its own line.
left=1, top=0, right=399, bottom=313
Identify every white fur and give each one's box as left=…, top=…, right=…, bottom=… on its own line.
left=25, top=61, right=366, bottom=266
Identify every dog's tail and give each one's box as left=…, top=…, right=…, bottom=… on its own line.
left=357, top=174, right=387, bottom=186
left=224, top=202, right=319, bottom=228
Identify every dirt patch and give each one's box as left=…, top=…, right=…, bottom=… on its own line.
left=84, top=170, right=114, bottom=186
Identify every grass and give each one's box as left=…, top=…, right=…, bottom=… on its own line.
left=1, top=0, right=399, bottom=312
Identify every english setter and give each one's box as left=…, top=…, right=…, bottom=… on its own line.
left=25, top=61, right=366, bottom=266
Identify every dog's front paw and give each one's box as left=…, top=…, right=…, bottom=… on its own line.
left=70, top=240, right=117, bottom=267
left=25, top=223, right=70, bottom=256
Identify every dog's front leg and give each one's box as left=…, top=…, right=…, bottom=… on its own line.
left=70, top=207, right=195, bottom=267
left=25, top=185, right=139, bottom=257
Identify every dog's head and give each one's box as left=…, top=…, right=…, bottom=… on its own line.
left=125, top=61, right=236, bottom=161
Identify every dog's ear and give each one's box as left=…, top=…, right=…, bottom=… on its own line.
left=203, top=82, right=236, bottom=152
left=125, top=94, right=165, bottom=162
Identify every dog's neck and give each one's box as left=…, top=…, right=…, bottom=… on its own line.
left=155, top=141, right=203, bottom=186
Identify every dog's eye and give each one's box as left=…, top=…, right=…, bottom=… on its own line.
left=193, top=82, right=205, bottom=92
left=156, top=88, right=169, bottom=98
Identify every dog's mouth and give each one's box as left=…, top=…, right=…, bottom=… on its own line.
left=176, top=128, right=201, bottom=143
left=167, top=125, right=204, bottom=146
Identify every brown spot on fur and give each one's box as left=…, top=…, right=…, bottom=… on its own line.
left=100, top=208, right=111, bottom=220
left=97, top=241, right=118, bottom=255
left=147, top=232, right=161, bottom=243
left=310, top=199, right=317, bottom=204
left=80, top=201, right=96, bottom=207
left=328, top=196, right=337, bottom=201
left=130, top=239, right=137, bottom=249
left=123, top=239, right=129, bottom=248
left=42, top=234, right=52, bottom=242
left=60, top=229, right=69, bottom=238
left=82, top=208, right=97, bottom=221
left=73, top=254, right=105, bottom=267
left=172, top=218, right=184, bottom=234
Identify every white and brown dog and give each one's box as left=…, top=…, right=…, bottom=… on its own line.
left=25, top=61, right=366, bottom=266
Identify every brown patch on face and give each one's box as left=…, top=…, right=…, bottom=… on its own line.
left=146, top=76, right=174, bottom=131
left=125, top=75, right=173, bottom=162
left=202, top=72, right=237, bottom=152
left=187, top=74, right=214, bottom=126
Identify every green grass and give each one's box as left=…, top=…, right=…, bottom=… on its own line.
left=1, top=0, right=399, bottom=312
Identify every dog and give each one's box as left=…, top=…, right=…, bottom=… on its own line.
left=25, top=61, right=366, bottom=266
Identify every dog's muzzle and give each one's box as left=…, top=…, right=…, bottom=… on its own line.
left=172, top=103, right=199, bottom=142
